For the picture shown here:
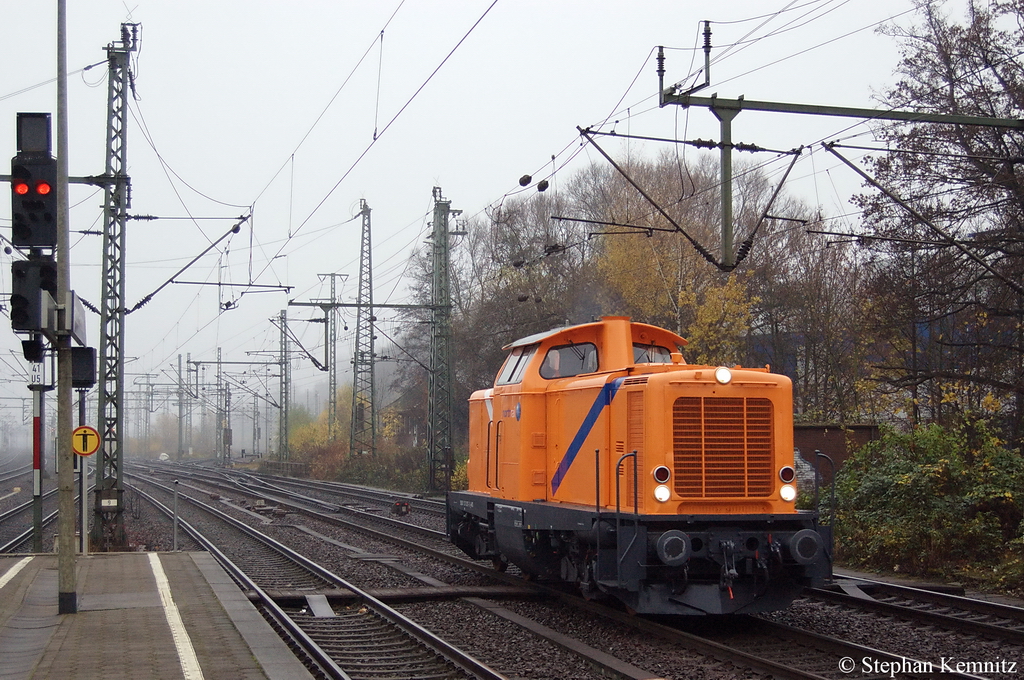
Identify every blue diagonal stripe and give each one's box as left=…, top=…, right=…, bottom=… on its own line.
left=550, top=377, right=625, bottom=495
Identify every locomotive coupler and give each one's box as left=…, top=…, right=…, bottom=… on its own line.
left=754, top=552, right=770, bottom=583
left=719, top=540, right=738, bottom=591
left=671, top=564, right=690, bottom=596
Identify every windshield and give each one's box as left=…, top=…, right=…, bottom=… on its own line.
left=540, top=343, right=598, bottom=379
left=633, top=343, right=673, bottom=363
left=496, top=345, right=537, bottom=385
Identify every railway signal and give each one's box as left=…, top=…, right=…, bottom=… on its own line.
left=10, top=256, right=57, bottom=334
left=10, top=113, right=58, bottom=248
left=11, top=157, right=57, bottom=247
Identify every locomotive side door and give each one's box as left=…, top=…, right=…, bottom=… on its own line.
left=490, top=344, right=538, bottom=499
left=613, top=387, right=646, bottom=514
left=494, top=390, right=522, bottom=499
left=548, top=376, right=625, bottom=506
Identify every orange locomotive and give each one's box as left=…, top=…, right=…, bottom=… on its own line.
left=447, top=316, right=830, bottom=615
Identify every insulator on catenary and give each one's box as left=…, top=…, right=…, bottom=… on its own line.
left=519, top=174, right=532, bottom=187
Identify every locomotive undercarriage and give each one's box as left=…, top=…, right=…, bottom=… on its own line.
left=448, top=491, right=831, bottom=615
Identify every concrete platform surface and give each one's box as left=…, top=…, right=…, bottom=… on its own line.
left=0, top=552, right=314, bottom=680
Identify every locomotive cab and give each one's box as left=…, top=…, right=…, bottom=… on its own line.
left=448, top=316, right=831, bottom=615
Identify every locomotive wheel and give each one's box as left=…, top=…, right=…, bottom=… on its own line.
left=580, top=581, right=601, bottom=601
left=491, top=556, right=508, bottom=572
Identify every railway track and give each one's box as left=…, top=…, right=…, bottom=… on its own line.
left=0, top=470, right=34, bottom=521
left=154, top=464, right=449, bottom=531
left=134, top=471, right=704, bottom=675
left=237, top=474, right=447, bottom=541
left=132, top=476, right=505, bottom=680
left=0, top=465, right=32, bottom=488
left=141, top=466, right=999, bottom=680
left=135, top=464, right=447, bottom=542
left=233, top=469, right=445, bottom=509
left=13, top=460, right=1019, bottom=680
left=142, top=462, right=447, bottom=518
left=808, top=576, right=1024, bottom=646
left=0, top=487, right=60, bottom=552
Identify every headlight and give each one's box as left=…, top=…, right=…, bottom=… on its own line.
left=780, top=484, right=797, bottom=502
left=654, top=485, right=671, bottom=502
left=714, top=366, right=732, bottom=384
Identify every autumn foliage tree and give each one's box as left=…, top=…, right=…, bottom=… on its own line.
left=389, top=148, right=875, bottom=449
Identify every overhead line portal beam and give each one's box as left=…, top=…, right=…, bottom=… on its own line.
left=656, top=44, right=1024, bottom=270
left=660, top=92, right=1024, bottom=130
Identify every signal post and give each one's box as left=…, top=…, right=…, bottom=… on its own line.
left=2, top=8, right=120, bottom=614
left=11, top=113, right=60, bottom=558
left=1, top=2, right=90, bottom=613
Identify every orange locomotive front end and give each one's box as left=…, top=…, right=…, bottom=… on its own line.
left=448, top=317, right=830, bottom=615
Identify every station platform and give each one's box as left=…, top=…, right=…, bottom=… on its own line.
left=0, top=552, right=314, bottom=680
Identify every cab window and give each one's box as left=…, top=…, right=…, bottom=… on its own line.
left=496, top=345, right=537, bottom=385
left=540, top=343, right=598, bottom=379
left=633, top=343, right=673, bottom=364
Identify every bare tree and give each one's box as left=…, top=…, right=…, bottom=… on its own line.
left=856, top=1, right=1024, bottom=444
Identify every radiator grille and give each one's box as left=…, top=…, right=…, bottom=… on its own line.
left=672, top=397, right=774, bottom=498
left=622, top=391, right=645, bottom=511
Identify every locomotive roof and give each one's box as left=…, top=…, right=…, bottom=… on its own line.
left=501, top=317, right=687, bottom=352
left=502, top=325, right=569, bottom=351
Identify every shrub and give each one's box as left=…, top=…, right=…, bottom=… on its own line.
left=835, top=422, right=1024, bottom=584
left=450, top=457, right=469, bottom=490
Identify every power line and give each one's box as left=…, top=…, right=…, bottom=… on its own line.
left=288, top=0, right=501, bottom=242
left=249, top=0, right=409, bottom=206
left=0, top=59, right=107, bottom=102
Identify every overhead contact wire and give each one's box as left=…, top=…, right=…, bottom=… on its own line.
left=250, top=0, right=501, bottom=289
left=249, top=0, right=408, bottom=206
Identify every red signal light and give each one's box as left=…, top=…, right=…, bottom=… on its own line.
left=35, top=182, right=51, bottom=196
left=14, top=182, right=29, bottom=196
